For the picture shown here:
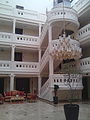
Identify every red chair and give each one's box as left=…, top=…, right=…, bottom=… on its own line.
left=0, top=94, right=4, bottom=104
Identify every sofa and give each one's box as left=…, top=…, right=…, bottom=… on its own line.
left=4, top=90, right=26, bottom=102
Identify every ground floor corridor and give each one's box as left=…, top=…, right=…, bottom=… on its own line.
left=0, top=101, right=90, bottom=120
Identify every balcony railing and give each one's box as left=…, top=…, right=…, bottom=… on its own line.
left=0, top=3, right=46, bottom=22
left=76, top=24, right=90, bottom=43
left=80, top=57, right=90, bottom=73
left=62, top=57, right=90, bottom=74
left=0, top=61, right=39, bottom=73
left=51, top=74, right=83, bottom=90
left=40, top=46, right=49, bottom=72
left=0, top=32, right=39, bottom=47
left=72, top=0, right=90, bottom=14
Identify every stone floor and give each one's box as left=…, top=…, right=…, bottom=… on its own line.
left=0, top=101, right=90, bottom=120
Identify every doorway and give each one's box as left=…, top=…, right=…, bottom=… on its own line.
left=16, top=78, right=30, bottom=93
left=0, top=78, right=4, bottom=94
left=82, top=76, right=90, bottom=101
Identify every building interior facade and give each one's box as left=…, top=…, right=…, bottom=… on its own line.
left=0, top=0, right=90, bottom=102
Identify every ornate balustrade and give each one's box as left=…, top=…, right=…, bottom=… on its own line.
left=72, top=0, right=90, bottom=15
left=47, top=7, right=79, bottom=28
left=0, top=32, right=39, bottom=47
left=40, top=21, right=48, bottom=45
left=62, top=57, right=90, bottom=74
left=0, top=61, right=11, bottom=71
left=40, top=46, right=49, bottom=72
left=40, top=78, right=50, bottom=96
left=15, top=34, right=39, bottom=46
left=0, top=3, right=46, bottom=22
left=0, top=61, right=39, bottom=73
left=0, top=32, right=12, bottom=43
left=76, top=24, right=90, bottom=44
left=80, top=57, right=90, bottom=73
left=51, top=74, right=83, bottom=90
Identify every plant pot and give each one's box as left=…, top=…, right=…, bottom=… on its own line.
left=53, top=96, right=58, bottom=104
left=64, top=104, right=79, bottom=120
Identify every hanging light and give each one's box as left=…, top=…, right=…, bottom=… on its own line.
left=50, top=0, right=82, bottom=62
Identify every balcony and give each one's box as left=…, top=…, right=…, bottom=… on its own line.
left=40, top=46, right=49, bottom=72
left=72, top=0, right=90, bottom=15
left=0, top=61, right=39, bottom=73
left=80, top=57, right=90, bottom=74
left=0, top=32, right=39, bottom=47
left=51, top=74, right=83, bottom=90
left=0, top=3, right=46, bottom=22
left=62, top=57, right=90, bottom=74
left=47, top=7, right=79, bottom=30
left=75, top=24, right=90, bottom=45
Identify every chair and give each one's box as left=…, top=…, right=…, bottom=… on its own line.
left=0, top=94, right=4, bottom=104
left=27, top=93, right=37, bottom=102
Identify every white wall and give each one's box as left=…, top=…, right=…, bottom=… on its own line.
left=0, top=25, right=13, bottom=33
left=4, top=77, right=10, bottom=92
left=23, top=28, right=39, bottom=36
left=82, top=45, right=90, bottom=58
left=0, top=49, right=11, bottom=60
left=22, top=50, right=38, bottom=62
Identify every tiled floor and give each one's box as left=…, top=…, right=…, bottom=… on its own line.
left=0, top=101, right=90, bottom=120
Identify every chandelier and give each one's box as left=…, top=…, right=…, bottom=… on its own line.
left=50, top=0, right=82, bottom=62
left=50, top=33, right=82, bottom=62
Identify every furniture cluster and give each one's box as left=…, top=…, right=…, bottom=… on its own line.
left=0, top=90, right=37, bottom=104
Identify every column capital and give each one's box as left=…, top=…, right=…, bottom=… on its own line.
left=12, top=45, right=16, bottom=48
left=9, top=74, right=15, bottom=78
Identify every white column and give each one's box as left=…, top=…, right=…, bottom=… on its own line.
left=39, top=23, right=42, bottom=37
left=49, top=56, right=53, bottom=76
left=38, top=76, right=41, bottom=97
left=48, top=25, right=53, bottom=76
left=10, top=74, right=15, bottom=91
left=48, top=25, right=52, bottom=43
left=13, top=19, right=16, bottom=34
left=11, top=45, right=15, bottom=61
left=39, top=48, right=41, bottom=63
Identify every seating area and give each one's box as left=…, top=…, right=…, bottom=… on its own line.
left=27, top=93, right=37, bottom=102
left=4, top=90, right=26, bottom=102
left=0, top=90, right=38, bottom=104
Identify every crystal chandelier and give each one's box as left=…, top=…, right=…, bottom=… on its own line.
left=50, top=33, right=82, bottom=62
left=50, top=0, right=82, bottom=62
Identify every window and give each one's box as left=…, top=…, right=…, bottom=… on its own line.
left=15, top=28, right=23, bottom=35
left=16, top=5, right=24, bottom=10
left=15, top=52, right=22, bottom=61
left=58, top=0, right=63, bottom=3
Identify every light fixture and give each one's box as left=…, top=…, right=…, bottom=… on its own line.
left=50, top=0, right=82, bottom=62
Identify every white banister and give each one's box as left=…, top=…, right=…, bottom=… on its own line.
left=0, top=61, right=39, bottom=73
left=0, top=32, right=39, bottom=47
left=51, top=74, right=83, bottom=90
left=76, top=24, right=90, bottom=42
left=40, top=46, right=49, bottom=72
left=40, top=78, right=50, bottom=96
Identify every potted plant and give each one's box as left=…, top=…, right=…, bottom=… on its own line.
left=63, top=61, right=82, bottom=120
left=53, top=84, right=59, bottom=104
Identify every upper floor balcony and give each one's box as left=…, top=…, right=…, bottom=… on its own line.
left=72, top=0, right=90, bottom=15
left=0, top=32, right=39, bottom=47
left=0, top=61, right=39, bottom=74
left=47, top=6, right=79, bottom=31
left=75, top=24, right=90, bottom=45
left=0, top=3, right=46, bottom=22
left=62, top=57, right=90, bottom=75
